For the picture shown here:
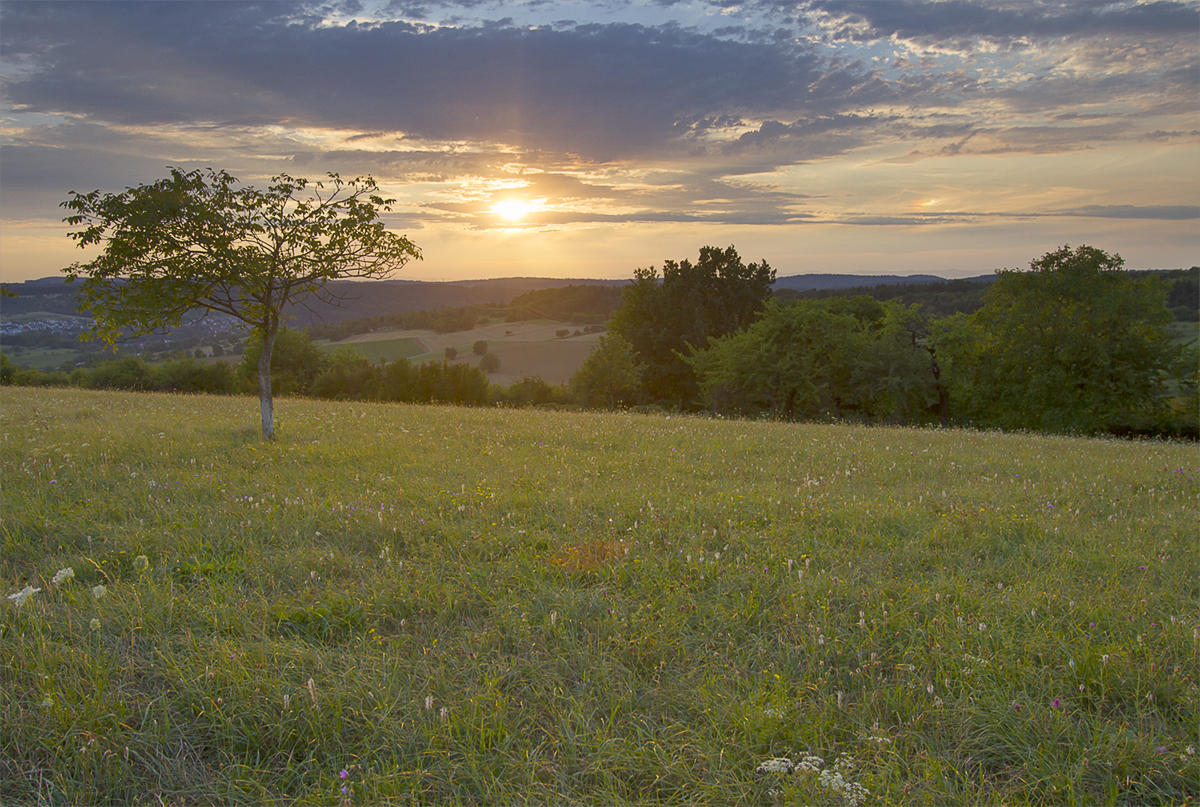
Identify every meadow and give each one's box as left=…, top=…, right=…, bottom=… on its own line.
left=1, top=387, right=1196, bottom=806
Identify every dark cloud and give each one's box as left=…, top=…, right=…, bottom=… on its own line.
left=1, top=3, right=853, bottom=161
left=3, top=1, right=1193, bottom=168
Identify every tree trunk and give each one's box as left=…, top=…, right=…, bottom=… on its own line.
left=258, top=318, right=279, bottom=440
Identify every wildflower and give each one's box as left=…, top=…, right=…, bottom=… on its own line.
left=7, top=586, right=41, bottom=606
left=756, top=758, right=794, bottom=774
left=90, top=618, right=101, bottom=631
left=133, top=555, right=149, bottom=573
left=797, top=755, right=824, bottom=772
left=425, top=695, right=434, bottom=710
left=340, top=769, right=349, bottom=780
left=41, top=696, right=54, bottom=707
left=91, top=585, right=107, bottom=599
left=1051, top=698, right=1061, bottom=708
left=51, top=568, right=75, bottom=585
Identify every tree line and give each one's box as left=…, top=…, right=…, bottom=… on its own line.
left=4, top=242, right=1195, bottom=438
left=571, top=244, right=1197, bottom=438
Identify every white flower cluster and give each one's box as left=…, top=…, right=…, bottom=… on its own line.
left=7, top=586, right=41, bottom=607
left=818, top=757, right=870, bottom=807
left=756, top=758, right=794, bottom=774
left=757, top=754, right=869, bottom=807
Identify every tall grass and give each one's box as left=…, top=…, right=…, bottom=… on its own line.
left=1, top=387, right=1196, bottom=806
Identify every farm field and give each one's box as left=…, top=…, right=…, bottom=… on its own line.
left=1, top=387, right=1197, bottom=806
left=325, top=321, right=603, bottom=384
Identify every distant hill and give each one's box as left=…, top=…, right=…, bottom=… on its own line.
left=773, top=273, right=992, bottom=292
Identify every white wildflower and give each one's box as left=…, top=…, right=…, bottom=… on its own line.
left=133, top=555, right=149, bottom=573
left=756, top=758, right=794, bottom=774
left=91, top=584, right=107, bottom=599
left=797, top=755, right=824, bottom=772
left=8, top=586, right=41, bottom=606
left=51, top=567, right=75, bottom=585
left=90, top=618, right=101, bottom=631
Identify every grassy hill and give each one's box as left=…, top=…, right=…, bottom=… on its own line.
left=1, top=388, right=1196, bottom=805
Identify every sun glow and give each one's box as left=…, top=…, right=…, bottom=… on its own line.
left=491, top=199, right=538, bottom=222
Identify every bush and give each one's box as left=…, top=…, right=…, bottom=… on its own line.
left=479, top=352, right=501, bottom=373
left=473, top=340, right=488, bottom=355
left=445, top=346, right=458, bottom=360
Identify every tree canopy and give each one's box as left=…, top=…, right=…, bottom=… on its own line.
left=688, top=297, right=938, bottom=422
left=62, top=167, right=421, bottom=438
left=936, top=245, right=1192, bottom=434
left=608, top=245, right=774, bottom=407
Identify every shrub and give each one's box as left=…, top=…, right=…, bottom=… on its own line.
left=479, top=352, right=501, bottom=373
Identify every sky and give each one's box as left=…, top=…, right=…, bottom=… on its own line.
left=1, top=0, right=1197, bottom=284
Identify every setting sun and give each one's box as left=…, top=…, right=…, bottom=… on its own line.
left=491, top=199, right=534, bottom=222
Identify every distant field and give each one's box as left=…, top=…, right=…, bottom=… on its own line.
left=326, top=320, right=602, bottom=384
left=320, top=335, right=424, bottom=364
left=1169, top=321, right=1198, bottom=347
left=0, top=346, right=86, bottom=370
left=1, top=387, right=1196, bottom=806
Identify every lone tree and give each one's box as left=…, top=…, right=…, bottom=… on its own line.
left=61, top=167, right=421, bottom=439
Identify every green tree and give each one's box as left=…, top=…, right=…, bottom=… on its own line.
left=473, top=340, right=488, bottom=356
left=61, top=167, right=420, bottom=439
left=940, top=245, right=1189, bottom=433
left=479, top=352, right=501, bottom=374
left=688, top=297, right=938, bottom=422
left=609, top=245, right=774, bottom=407
left=570, top=332, right=644, bottom=408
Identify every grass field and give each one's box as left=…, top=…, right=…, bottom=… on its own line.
left=324, top=321, right=602, bottom=384
left=1, top=387, right=1197, bottom=806
left=320, top=337, right=425, bottom=365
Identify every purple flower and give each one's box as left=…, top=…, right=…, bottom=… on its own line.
left=340, top=769, right=349, bottom=780
left=1051, top=699, right=1061, bottom=708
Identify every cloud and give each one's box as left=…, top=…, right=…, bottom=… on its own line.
left=2, top=5, right=854, bottom=161
left=1061, top=204, right=1200, bottom=221
left=805, top=0, right=1200, bottom=45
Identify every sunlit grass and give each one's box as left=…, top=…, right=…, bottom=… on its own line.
left=2, top=387, right=1197, bottom=805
